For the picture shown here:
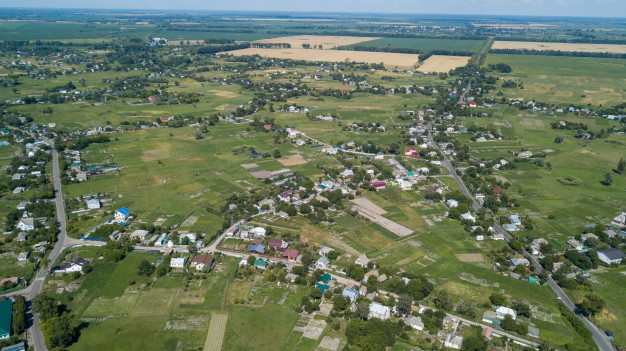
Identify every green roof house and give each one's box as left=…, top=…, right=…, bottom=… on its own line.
left=254, top=258, right=268, bottom=270
left=0, top=299, right=13, bottom=340
left=315, top=283, right=330, bottom=293
left=320, top=273, right=332, bottom=284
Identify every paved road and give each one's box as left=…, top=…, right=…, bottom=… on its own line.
left=426, top=121, right=614, bottom=351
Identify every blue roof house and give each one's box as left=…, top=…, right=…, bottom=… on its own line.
left=115, top=207, right=130, bottom=223
left=342, top=288, right=359, bottom=301
left=247, top=244, right=265, bottom=254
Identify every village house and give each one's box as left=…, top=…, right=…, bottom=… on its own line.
left=316, top=257, right=330, bottom=269
left=17, top=217, right=35, bottom=232
left=0, top=299, right=12, bottom=340
left=355, top=254, right=370, bottom=267
left=170, top=257, right=187, bottom=268
left=15, top=232, right=28, bottom=242
left=495, top=306, right=517, bottom=320
left=610, top=211, right=626, bottom=228
left=55, top=258, right=88, bottom=274
left=444, top=334, right=463, bottom=349
left=86, top=198, right=101, bottom=209
left=190, top=254, right=214, bottom=271
left=597, top=248, right=625, bottom=265
left=406, top=316, right=424, bottom=330
left=368, top=302, right=391, bottom=320
left=283, top=249, right=299, bottom=261
left=114, top=207, right=130, bottom=223
left=567, top=239, right=584, bottom=251
left=254, top=257, right=268, bottom=270
left=342, top=288, right=359, bottom=302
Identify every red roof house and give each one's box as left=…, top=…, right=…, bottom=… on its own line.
left=283, top=249, right=299, bottom=261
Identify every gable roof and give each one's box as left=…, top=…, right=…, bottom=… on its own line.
left=254, top=257, right=267, bottom=267
left=116, top=207, right=130, bottom=215
left=598, top=248, right=626, bottom=260
left=191, top=254, right=214, bottom=266
left=246, top=244, right=265, bottom=254
left=0, top=299, right=12, bottom=337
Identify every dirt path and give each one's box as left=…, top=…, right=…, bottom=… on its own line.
left=204, top=312, right=228, bottom=351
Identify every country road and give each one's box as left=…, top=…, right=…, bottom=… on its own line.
left=426, top=121, right=614, bottom=351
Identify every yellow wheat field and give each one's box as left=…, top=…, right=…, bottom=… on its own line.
left=223, top=48, right=420, bottom=68
left=492, top=41, right=626, bottom=54
left=417, top=55, right=471, bottom=73
left=254, top=35, right=379, bottom=49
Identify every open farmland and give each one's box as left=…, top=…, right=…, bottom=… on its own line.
left=223, top=48, right=419, bottom=68
left=348, top=37, right=483, bottom=51
left=254, top=35, right=380, bottom=49
left=492, top=41, right=626, bottom=54
left=417, top=55, right=471, bottom=73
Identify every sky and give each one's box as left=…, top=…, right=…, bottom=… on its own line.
left=0, top=0, right=624, bottom=18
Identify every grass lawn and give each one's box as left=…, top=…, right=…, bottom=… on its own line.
left=222, top=303, right=299, bottom=351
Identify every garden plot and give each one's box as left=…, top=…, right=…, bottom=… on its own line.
left=82, top=292, right=139, bottom=318
left=303, top=319, right=327, bottom=340
left=319, top=336, right=342, bottom=351
left=204, top=312, right=228, bottom=351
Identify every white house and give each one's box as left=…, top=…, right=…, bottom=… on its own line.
left=444, top=334, right=463, bottom=350
left=55, top=258, right=88, bottom=274
left=368, top=302, right=391, bottom=320
left=567, top=239, right=584, bottom=251
left=251, top=227, right=267, bottom=237
left=114, top=207, right=130, bottom=223
left=495, top=306, right=517, bottom=320
left=170, top=257, right=187, bottom=268
left=86, top=198, right=101, bottom=209
left=597, top=249, right=625, bottom=265
left=17, top=217, right=35, bottom=231
left=460, top=212, right=476, bottom=223
left=406, top=316, right=424, bottom=330
left=610, top=211, right=626, bottom=228
left=446, top=199, right=459, bottom=208
left=322, top=147, right=337, bottom=155
left=355, top=254, right=370, bottom=267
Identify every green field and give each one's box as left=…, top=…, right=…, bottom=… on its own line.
left=484, top=54, right=626, bottom=106
left=349, top=37, right=484, bottom=51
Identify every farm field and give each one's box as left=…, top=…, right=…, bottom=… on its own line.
left=349, top=37, right=483, bottom=51
left=492, top=40, right=626, bottom=53
left=254, top=35, right=380, bottom=49
left=484, top=54, right=626, bottom=106
left=223, top=48, right=420, bottom=68
left=417, top=55, right=471, bottom=73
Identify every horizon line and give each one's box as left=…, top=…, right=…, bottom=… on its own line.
left=0, top=7, right=625, bottom=20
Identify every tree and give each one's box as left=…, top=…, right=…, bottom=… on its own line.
left=355, top=301, right=370, bottom=320
left=576, top=293, right=606, bottom=317
left=516, top=322, right=528, bottom=336
left=156, top=263, right=168, bottom=277
left=554, top=135, right=564, bottom=143
left=512, top=301, right=531, bottom=318
left=12, top=295, right=27, bottom=335
left=137, top=260, right=155, bottom=276
left=461, top=335, right=488, bottom=351
left=81, top=263, right=93, bottom=274
left=332, top=294, right=349, bottom=311
left=618, top=158, right=626, bottom=175
left=433, top=289, right=453, bottom=311
left=33, top=294, right=59, bottom=321
left=247, top=255, right=256, bottom=266
left=273, top=148, right=282, bottom=158
left=489, top=293, right=507, bottom=307
left=602, top=172, right=614, bottom=186
left=501, top=314, right=516, bottom=331
left=396, top=294, right=412, bottom=315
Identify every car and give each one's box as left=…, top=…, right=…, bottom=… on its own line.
left=605, top=331, right=614, bottom=339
